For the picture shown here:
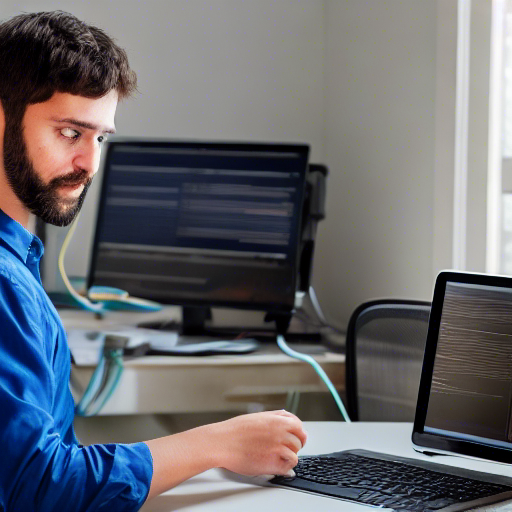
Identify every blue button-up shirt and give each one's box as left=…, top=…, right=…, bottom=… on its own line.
left=0, top=209, right=153, bottom=511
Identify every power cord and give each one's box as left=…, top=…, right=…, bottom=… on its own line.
left=308, top=286, right=328, bottom=325
left=58, top=214, right=103, bottom=313
left=304, top=286, right=345, bottom=335
left=276, top=334, right=351, bottom=422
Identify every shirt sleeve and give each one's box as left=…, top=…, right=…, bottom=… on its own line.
left=0, top=272, right=153, bottom=512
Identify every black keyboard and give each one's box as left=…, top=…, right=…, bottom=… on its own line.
left=270, top=450, right=512, bottom=511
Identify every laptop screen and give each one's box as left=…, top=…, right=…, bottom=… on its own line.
left=413, top=272, right=512, bottom=462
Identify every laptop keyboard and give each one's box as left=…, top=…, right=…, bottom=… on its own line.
left=273, top=452, right=512, bottom=511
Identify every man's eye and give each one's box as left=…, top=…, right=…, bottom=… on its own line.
left=60, top=127, right=80, bottom=140
left=97, top=135, right=108, bottom=144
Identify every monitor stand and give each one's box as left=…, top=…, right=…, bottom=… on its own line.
left=179, top=308, right=292, bottom=336
left=137, top=305, right=213, bottom=336
left=263, top=311, right=292, bottom=335
left=181, top=306, right=212, bottom=336
left=138, top=307, right=299, bottom=340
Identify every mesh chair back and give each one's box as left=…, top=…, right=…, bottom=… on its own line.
left=345, top=300, right=430, bottom=421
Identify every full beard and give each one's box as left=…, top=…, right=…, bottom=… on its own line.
left=3, top=114, right=92, bottom=227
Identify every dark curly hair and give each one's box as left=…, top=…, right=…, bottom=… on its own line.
left=0, top=10, right=137, bottom=120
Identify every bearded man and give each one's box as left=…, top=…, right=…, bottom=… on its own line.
left=0, top=11, right=306, bottom=511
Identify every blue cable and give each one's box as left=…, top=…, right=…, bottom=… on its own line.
left=276, top=334, right=351, bottom=422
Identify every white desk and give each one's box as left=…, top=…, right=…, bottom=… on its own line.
left=141, top=422, right=512, bottom=512
left=61, top=309, right=345, bottom=415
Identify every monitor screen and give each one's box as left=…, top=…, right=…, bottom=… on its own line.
left=413, top=272, right=512, bottom=463
left=424, top=281, right=512, bottom=448
left=87, top=140, right=309, bottom=317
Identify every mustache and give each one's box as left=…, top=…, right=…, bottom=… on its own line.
left=50, top=169, right=91, bottom=188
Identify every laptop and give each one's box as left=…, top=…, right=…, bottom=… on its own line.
left=271, top=271, right=512, bottom=511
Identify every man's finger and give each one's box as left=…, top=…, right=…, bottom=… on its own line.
left=282, top=432, right=303, bottom=453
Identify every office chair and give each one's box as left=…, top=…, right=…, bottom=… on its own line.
left=345, top=299, right=431, bottom=421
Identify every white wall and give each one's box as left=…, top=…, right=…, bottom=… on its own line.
left=433, top=0, right=457, bottom=281
left=0, top=1, right=448, bottom=328
left=314, top=0, right=438, bottom=325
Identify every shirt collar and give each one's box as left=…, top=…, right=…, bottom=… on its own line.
left=0, top=208, right=44, bottom=265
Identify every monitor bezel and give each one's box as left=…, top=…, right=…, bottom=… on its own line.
left=86, top=138, right=310, bottom=314
left=412, top=270, right=512, bottom=463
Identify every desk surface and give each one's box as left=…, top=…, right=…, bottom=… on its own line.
left=141, top=422, right=512, bottom=512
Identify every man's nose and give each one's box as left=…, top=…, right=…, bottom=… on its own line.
left=72, top=139, right=101, bottom=176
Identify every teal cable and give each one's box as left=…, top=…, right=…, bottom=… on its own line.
left=75, top=353, right=106, bottom=416
left=75, top=350, right=124, bottom=417
left=85, top=352, right=124, bottom=416
left=276, top=334, right=351, bottom=422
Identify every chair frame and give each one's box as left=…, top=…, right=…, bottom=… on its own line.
left=345, top=299, right=431, bottom=421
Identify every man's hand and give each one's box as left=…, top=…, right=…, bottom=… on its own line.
left=145, top=410, right=307, bottom=501
left=209, top=410, right=307, bottom=477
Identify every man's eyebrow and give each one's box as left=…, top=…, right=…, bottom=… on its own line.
left=51, top=117, right=116, bottom=134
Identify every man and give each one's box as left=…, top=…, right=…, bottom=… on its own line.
left=0, top=11, right=307, bottom=511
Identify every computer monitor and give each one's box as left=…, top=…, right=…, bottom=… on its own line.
left=87, top=140, right=310, bottom=334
